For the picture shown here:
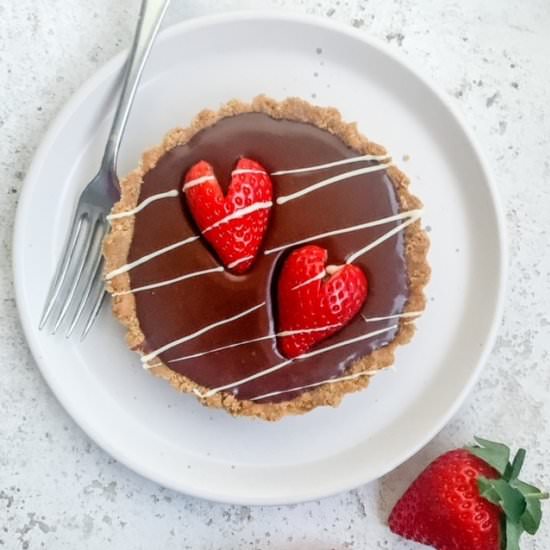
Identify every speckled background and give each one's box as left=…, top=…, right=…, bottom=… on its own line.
left=1, top=1, right=549, bottom=548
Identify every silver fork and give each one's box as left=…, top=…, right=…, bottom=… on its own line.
left=39, top=0, right=171, bottom=339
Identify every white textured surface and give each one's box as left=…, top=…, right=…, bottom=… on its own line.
left=1, top=0, right=549, bottom=548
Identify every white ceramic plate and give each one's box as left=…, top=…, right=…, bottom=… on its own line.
left=13, top=12, right=506, bottom=505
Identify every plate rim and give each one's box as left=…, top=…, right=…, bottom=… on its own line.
left=12, top=10, right=507, bottom=505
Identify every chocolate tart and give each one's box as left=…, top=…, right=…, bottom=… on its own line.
left=103, top=96, right=430, bottom=421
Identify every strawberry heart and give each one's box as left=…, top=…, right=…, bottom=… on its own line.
left=277, top=245, right=368, bottom=358
left=183, top=158, right=273, bottom=274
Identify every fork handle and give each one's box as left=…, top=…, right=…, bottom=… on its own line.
left=101, top=0, right=171, bottom=179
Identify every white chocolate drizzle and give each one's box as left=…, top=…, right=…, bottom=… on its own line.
left=291, top=270, right=326, bottom=290
left=249, top=367, right=385, bottom=401
left=227, top=255, right=255, bottom=269
left=202, top=201, right=273, bottom=233
left=276, top=162, right=392, bottom=205
left=264, top=209, right=422, bottom=256
left=107, top=190, right=179, bottom=221
left=106, top=201, right=273, bottom=280
left=105, top=234, right=200, bottom=280
left=195, top=324, right=398, bottom=398
left=346, top=211, right=421, bottom=264
left=167, top=324, right=342, bottom=364
left=326, top=264, right=344, bottom=275
left=113, top=266, right=224, bottom=296
left=362, top=311, right=423, bottom=323
left=271, top=154, right=391, bottom=176
left=141, top=302, right=266, bottom=363
left=232, top=169, right=267, bottom=176
left=182, top=175, right=216, bottom=192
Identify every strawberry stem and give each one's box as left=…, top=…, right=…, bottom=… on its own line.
left=524, top=492, right=549, bottom=500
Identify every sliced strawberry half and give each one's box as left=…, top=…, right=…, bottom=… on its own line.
left=277, top=245, right=368, bottom=358
left=183, top=158, right=273, bottom=274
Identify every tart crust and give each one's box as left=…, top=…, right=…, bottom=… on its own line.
left=103, top=95, right=431, bottom=421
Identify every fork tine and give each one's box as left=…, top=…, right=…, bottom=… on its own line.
left=65, top=220, right=107, bottom=337
left=39, top=215, right=85, bottom=330
left=51, top=214, right=98, bottom=334
left=80, top=275, right=107, bottom=341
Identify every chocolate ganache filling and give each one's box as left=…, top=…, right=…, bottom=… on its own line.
left=127, top=113, right=408, bottom=403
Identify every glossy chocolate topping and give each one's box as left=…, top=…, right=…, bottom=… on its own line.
left=128, top=113, right=408, bottom=402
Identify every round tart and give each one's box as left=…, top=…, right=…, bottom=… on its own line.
left=103, top=96, right=430, bottom=421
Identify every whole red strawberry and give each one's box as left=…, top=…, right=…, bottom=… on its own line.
left=183, top=158, right=272, bottom=274
left=277, top=245, right=367, bottom=358
left=389, top=437, right=548, bottom=550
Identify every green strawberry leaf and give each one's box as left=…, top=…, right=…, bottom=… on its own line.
left=506, top=449, right=526, bottom=481
left=492, top=479, right=526, bottom=523
left=478, top=476, right=502, bottom=505
left=504, top=519, right=523, bottom=550
left=512, top=480, right=549, bottom=535
left=467, top=437, right=510, bottom=475
left=521, top=497, right=542, bottom=535
left=478, top=477, right=526, bottom=524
